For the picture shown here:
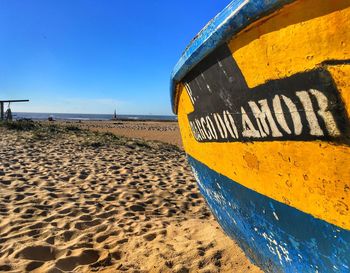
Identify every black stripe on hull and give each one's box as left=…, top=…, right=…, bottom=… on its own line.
left=184, top=45, right=350, bottom=144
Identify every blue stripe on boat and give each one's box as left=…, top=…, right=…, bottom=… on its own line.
left=170, top=0, right=295, bottom=113
left=188, top=155, right=350, bottom=273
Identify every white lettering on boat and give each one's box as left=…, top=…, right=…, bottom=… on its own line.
left=189, top=89, right=341, bottom=142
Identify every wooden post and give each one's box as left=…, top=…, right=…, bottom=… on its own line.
left=0, top=102, right=3, bottom=120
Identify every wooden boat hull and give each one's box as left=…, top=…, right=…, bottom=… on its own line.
left=171, top=0, right=350, bottom=272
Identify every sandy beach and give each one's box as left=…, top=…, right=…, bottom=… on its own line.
left=0, top=121, right=262, bottom=273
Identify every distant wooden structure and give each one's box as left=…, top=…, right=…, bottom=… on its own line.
left=112, top=109, right=117, bottom=120
left=0, top=100, right=29, bottom=120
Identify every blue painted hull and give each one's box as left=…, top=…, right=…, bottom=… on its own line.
left=188, top=156, right=350, bottom=273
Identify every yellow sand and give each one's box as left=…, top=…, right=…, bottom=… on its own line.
left=0, top=125, right=262, bottom=273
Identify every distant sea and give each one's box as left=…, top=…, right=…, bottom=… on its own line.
left=13, top=112, right=177, bottom=121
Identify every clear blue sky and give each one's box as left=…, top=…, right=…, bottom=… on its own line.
left=0, top=1, right=228, bottom=115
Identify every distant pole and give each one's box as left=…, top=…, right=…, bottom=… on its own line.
left=0, top=102, right=3, bottom=120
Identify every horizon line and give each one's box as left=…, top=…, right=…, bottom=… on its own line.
left=13, top=111, right=175, bottom=116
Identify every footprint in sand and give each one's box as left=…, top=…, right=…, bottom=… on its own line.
left=16, top=245, right=57, bottom=261
left=0, top=264, right=12, bottom=271
left=143, top=233, right=157, bottom=241
left=129, top=204, right=146, bottom=212
left=25, top=261, right=44, bottom=271
left=54, top=249, right=100, bottom=271
left=62, top=230, right=76, bottom=242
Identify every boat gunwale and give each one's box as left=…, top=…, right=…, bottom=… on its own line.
left=170, top=0, right=295, bottom=114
